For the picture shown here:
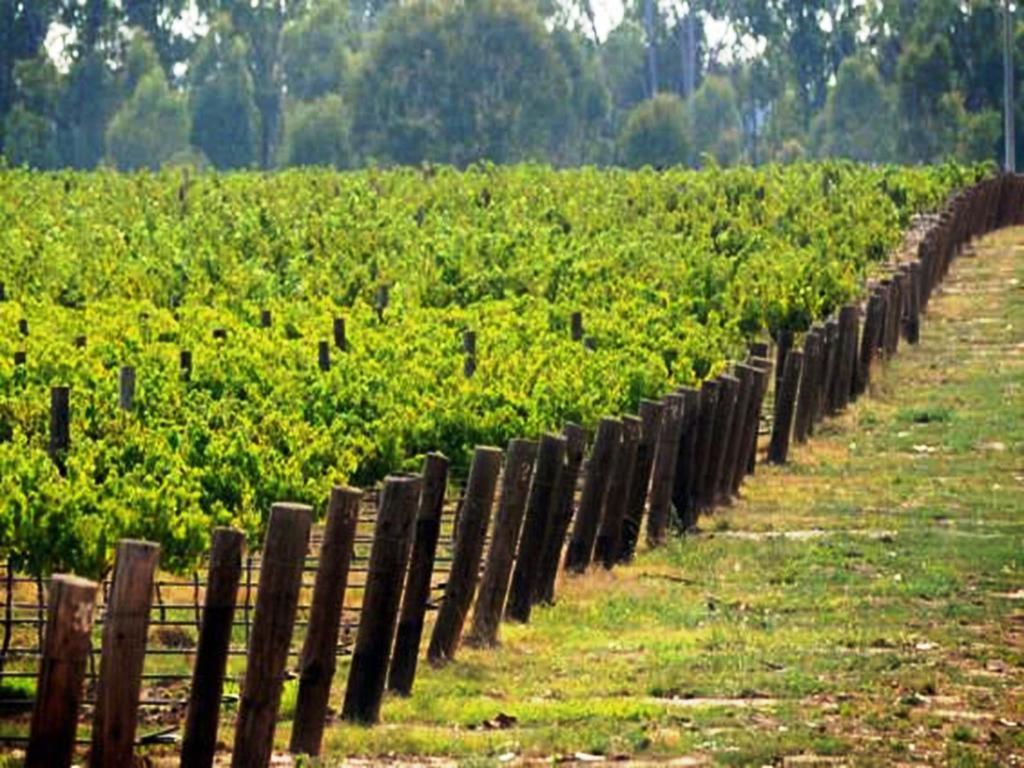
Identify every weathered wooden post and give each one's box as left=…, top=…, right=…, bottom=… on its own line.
left=260, top=309, right=272, bottom=328
left=570, top=311, right=584, bottom=342
left=49, top=386, right=70, bottom=477
left=855, top=293, right=883, bottom=396
left=212, top=328, right=227, bottom=341
left=535, top=424, right=586, bottom=604
left=333, top=317, right=347, bottom=351
left=74, top=335, right=87, bottom=349
left=388, top=453, right=449, bottom=696
left=507, top=434, right=565, bottom=622
left=742, top=358, right=772, bottom=478
left=767, top=350, right=803, bottom=464
left=180, top=350, right=193, bottom=382
left=25, top=575, right=97, bottom=768
left=463, top=330, right=477, bottom=378
left=181, top=528, right=245, bottom=768
left=692, top=379, right=719, bottom=510
left=291, top=488, right=361, bottom=755
left=646, top=393, right=685, bottom=546
left=818, top=319, right=839, bottom=420
left=118, top=366, right=136, bottom=412
left=14, top=350, right=25, bottom=367
left=619, top=401, right=663, bottom=561
left=0, top=282, right=5, bottom=301
left=90, top=540, right=161, bottom=768
left=595, top=416, right=640, bottom=568
left=231, top=504, right=312, bottom=768
left=672, top=387, right=700, bottom=530
left=468, top=439, right=538, bottom=646
left=708, top=374, right=739, bottom=506
left=793, top=331, right=822, bottom=444
left=342, top=477, right=420, bottom=724
left=831, top=306, right=857, bottom=413
left=773, top=329, right=794, bottom=409
left=906, top=262, right=922, bottom=344
left=318, top=341, right=331, bottom=372
left=427, top=447, right=502, bottom=665
left=18, top=318, right=28, bottom=336
left=720, top=367, right=753, bottom=499
left=566, top=418, right=621, bottom=571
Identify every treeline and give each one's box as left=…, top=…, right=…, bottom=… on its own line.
left=0, top=0, right=1020, bottom=171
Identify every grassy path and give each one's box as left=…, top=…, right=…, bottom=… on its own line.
left=315, top=229, right=1022, bottom=766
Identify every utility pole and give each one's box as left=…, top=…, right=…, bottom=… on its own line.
left=1005, top=0, right=1016, bottom=172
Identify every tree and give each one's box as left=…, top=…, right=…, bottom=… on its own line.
left=279, top=94, right=351, bottom=167
left=2, top=54, right=61, bottom=168
left=189, top=20, right=259, bottom=169
left=352, top=0, right=571, bottom=166
left=817, top=55, right=895, bottom=163
left=896, top=34, right=954, bottom=163
left=106, top=68, right=190, bottom=170
left=690, top=74, right=742, bottom=165
left=0, top=0, right=58, bottom=155
left=618, top=93, right=690, bottom=167
left=281, top=0, right=351, bottom=102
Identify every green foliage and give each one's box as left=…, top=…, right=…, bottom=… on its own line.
left=280, top=95, right=351, bottom=168
left=189, top=24, right=259, bottom=170
left=817, top=56, right=895, bottom=163
left=281, top=0, right=351, bottom=102
left=106, top=69, right=191, bottom=171
left=0, top=163, right=970, bottom=575
left=690, top=75, right=743, bottom=166
left=2, top=106, right=58, bottom=170
left=619, top=94, right=690, bottom=168
left=352, top=0, right=571, bottom=166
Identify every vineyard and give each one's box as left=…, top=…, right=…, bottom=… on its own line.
left=0, top=162, right=982, bottom=576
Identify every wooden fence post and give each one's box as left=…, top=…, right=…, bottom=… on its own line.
left=672, top=387, right=700, bottom=531
left=463, top=330, right=477, bottom=378
left=767, top=350, right=803, bottom=465
left=318, top=341, right=331, bottom=372
left=773, top=329, right=794, bottom=409
left=595, top=415, right=640, bottom=568
left=844, top=304, right=862, bottom=404
left=856, top=293, right=883, bottom=397
left=708, top=374, right=739, bottom=506
left=535, top=424, right=586, bottom=604
left=25, top=575, right=97, bottom=768
left=506, top=434, right=565, bottom=622
left=181, top=528, right=245, bottom=768
left=566, top=418, right=621, bottom=571
left=231, top=504, right=312, bottom=768
left=14, top=351, right=26, bottom=367
left=468, top=439, right=538, bottom=646
left=342, top=477, right=420, bottom=724
left=260, top=309, right=272, bottom=328
left=18, top=318, right=28, bottom=336
left=646, top=393, right=685, bottom=546
left=720, top=367, right=754, bottom=500
left=180, top=350, right=193, bottom=382
left=49, top=386, right=70, bottom=477
left=818, top=319, right=839, bottom=420
left=692, top=379, right=719, bottom=510
left=427, top=447, right=502, bottom=665
left=388, top=454, right=449, bottom=696
left=570, top=311, right=584, bottom=341
left=291, top=488, right=361, bottom=755
left=619, top=401, right=663, bottom=561
left=118, top=366, right=136, bottom=412
left=90, top=540, right=161, bottom=768
left=743, top=358, right=772, bottom=477
left=905, top=262, right=922, bottom=344
left=333, top=318, right=347, bottom=351
left=793, top=331, right=822, bottom=444
left=831, top=305, right=857, bottom=412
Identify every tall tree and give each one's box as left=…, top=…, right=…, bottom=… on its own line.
left=0, top=0, right=57, bottom=154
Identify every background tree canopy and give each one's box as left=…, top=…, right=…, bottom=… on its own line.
left=0, top=0, right=1020, bottom=171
